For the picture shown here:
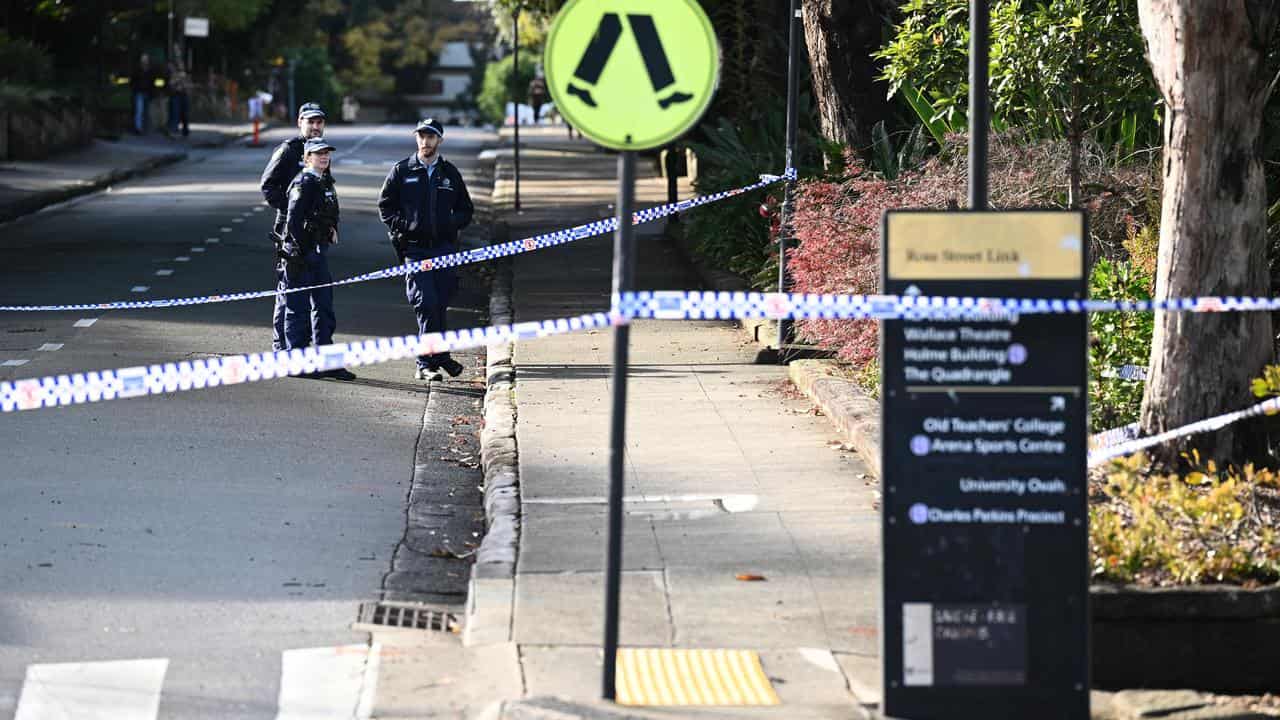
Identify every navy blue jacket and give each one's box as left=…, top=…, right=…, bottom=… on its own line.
left=261, top=136, right=332, bottom=232
left=283, top=170, right=339, bottom=262
left=377, top=153, right=473, bottom=247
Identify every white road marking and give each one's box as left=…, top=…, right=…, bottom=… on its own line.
left=205, top=238, right=220, bottom=244
left=2, top=359, right=30, bottom=367
left=232, top=218, right=244, bottom=223
left=275, top=645, right=377, bottom=720
left=74, top=318, right=97, bottom=328
left=131, top=286, right=149, bottom=292
left=14, top=658, right=168, bottom=720
left=253, top=206, right=265, bottom=212
left=155, top=269, right=174, bottom=276
left=37, top=343, right=63, bottom=351
left=174, top=256, right=191, bottom=262
left=190, top=247, right=205, bottom=253
left=220, top=227, right=232, bottom=233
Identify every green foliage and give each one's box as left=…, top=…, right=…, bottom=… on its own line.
left=1091, top=453, right=1280, bottom=586
left=289, top=46, right=345, bottom=119
left=0, top=31, right=54, bottom=86
left=193, top=0, right=271, bottom=32
left=1089, top=256, right=1154, bottom=433
left=870, top=121, right=928, bottom=180
left=684, top=115, right=787, bottom=286
left=876, top=0, right=1160, bottom=150
left=476, top=52, right=536, bottom=125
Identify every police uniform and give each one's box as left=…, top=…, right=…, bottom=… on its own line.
left=259, top=102, right=329, bottom=350
left=377, top=118, right=474, bottom=380
left=280, top=138, right=342, bottom=355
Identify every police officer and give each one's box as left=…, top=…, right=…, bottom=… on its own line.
left=260, top=101, right=328, bottom=351
left=280, top=137, right=357, bottom=381
left=378, top=118, right=474, bottom=381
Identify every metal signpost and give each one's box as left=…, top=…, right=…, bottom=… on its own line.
left=879, top=3, right=1089, bottom=716
left=543, top=0, right=720, bottom=701
left=512, top=6, right=522, bottom=212
left=776, top=0, right=802, bottom=352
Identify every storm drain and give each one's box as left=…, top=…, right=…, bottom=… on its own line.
left=353, top=601, right=460, bottom=633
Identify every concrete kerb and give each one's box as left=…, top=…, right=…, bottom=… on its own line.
left=466, top=215, right=519, bottom=647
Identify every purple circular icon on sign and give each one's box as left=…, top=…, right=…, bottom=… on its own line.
left=1008, top=343, right=1028, bottom=365
left=909, top=503, right=929, bottom=525
left=909, top=435, right=930, bottom=456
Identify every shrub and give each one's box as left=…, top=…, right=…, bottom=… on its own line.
left=1088, top=256, right=1154, bottom=432
left=788, top=131, right=1157, bottom=365
left=1090, top=453, right=1280, bottom=586
left=476, top=53, right=536, bottom=125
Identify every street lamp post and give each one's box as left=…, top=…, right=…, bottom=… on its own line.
left=512, top=5, right=522, bottom=212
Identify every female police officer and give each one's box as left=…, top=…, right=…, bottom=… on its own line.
left=280, top=137, right=357, bottom=381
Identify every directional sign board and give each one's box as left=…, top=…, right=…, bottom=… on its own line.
left=880, top=210, right=1089, bottom=719
left=183, top=17, right=209, bottom=37
left=544, top=0, right=720, bottom=151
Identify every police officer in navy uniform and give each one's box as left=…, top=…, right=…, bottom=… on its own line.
left=280, top=137, right=357, bottom=381
left=378, top=118, right=474, bottom=381
left=260, top=101, right=328, bottom=351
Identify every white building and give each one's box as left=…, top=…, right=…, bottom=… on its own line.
left=408, top=41, right=478, bottom=125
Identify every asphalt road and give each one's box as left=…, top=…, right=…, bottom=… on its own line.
left=0, top=124, right=494, bottom=718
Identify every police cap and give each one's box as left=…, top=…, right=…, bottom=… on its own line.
left=304, top=137, right=336, bottom=154
left=298, top=102, right=326, bottom=119
left=414, top=118, right=444, bottom=137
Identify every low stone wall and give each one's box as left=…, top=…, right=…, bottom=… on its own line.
left=4, top=105, right=95, bottom=161
left=1092, top=584, right=1280, bottom=692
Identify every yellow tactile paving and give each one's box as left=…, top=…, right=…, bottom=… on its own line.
left=616, top=648, right=781, bottom=706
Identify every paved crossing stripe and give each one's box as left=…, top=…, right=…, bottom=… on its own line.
left=14, top=658, right=168, bottom=720
left=275, top=644, right=379, bottom=720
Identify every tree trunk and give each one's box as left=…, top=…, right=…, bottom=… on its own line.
left=1137, top=0, right=1279, bottom=464
left=801, top=0, right=897, bottom=150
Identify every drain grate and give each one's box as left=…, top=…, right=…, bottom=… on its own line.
left=354, top=601, right=460, bottom=633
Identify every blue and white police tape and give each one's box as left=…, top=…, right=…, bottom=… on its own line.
left=1101, top=364, right=1148, bottom=381
left=0, top=312, right=619, bottom=413
left=1088, top=422, right=1140, bottom=451
left=0, top=171, right=791, bottom=314
left=1088, top=397, right=1280, bottom=466
left=613, top=290, right=1280, bottom=321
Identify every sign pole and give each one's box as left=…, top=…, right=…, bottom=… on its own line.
left=968, top=0, right=989, bottom=210
left=513, top=6, right=522, bottom=213
left=776, top=0, right=802, bottom=353
left=603, top=151, right=636, bottom=701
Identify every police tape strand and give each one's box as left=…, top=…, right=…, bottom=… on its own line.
left=0, top=311, right=620, bottom=413
left=1087, top=397, right=1280, bottom=466
left=0, top=170, right=794, bottom=314
left=7, top=286, right=1278, bottom=469
left=611, top=290, right=1280, bottom=321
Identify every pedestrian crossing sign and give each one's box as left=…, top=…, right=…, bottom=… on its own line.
left=545, top=0, right=720, bottom=151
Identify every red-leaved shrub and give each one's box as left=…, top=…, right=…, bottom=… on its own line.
left=787, top=132, right=1156, bottom=366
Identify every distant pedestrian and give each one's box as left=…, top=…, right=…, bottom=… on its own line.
left=131, top=54, right=156, bottom=134
left=167, top=45, right=191, bottom=137
left=378, top=118, right=474, bottom=381
left=260, top=102, right=328, bottom=351
left=278, top=137, right=357, bottom=381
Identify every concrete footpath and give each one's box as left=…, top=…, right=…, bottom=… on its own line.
left=448, top=127, right=881, bottom=719
left=0, top=122, right=256, bottom=224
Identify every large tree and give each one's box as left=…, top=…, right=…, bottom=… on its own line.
left=801, top=0, right=898, bottom=150
left=1138, top=0, right=1280, bottom=463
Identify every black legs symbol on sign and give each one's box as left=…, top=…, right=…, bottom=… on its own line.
left=568, top=13, right=693, bottom=111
